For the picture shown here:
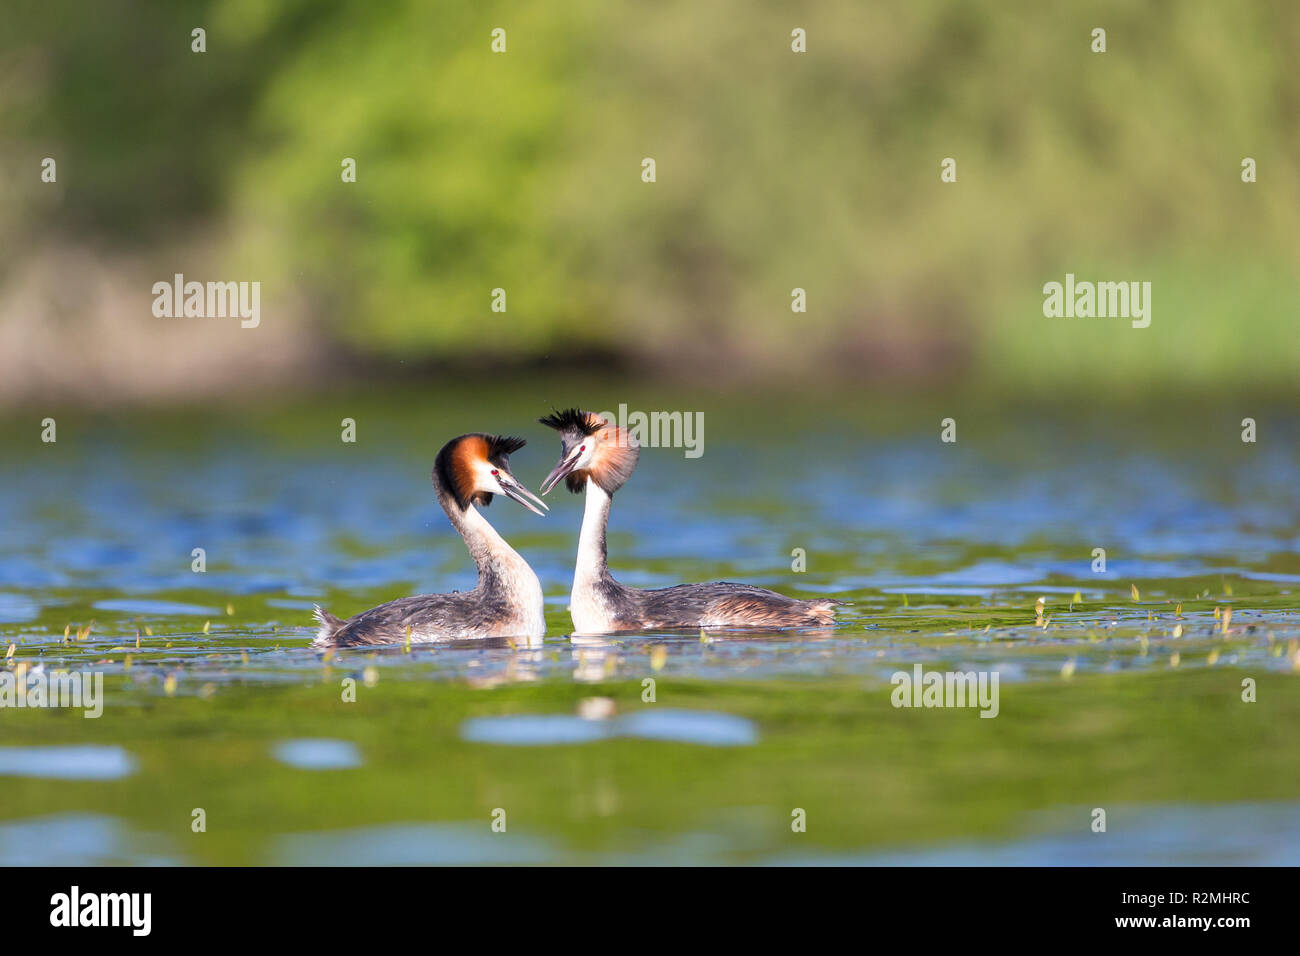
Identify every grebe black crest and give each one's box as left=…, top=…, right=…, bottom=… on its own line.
left=312, top=432, right=547, bottom=647
left=539, top=408, right=843, bottom=634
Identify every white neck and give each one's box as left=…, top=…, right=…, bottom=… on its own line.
left=566, top=478, right=618, bottom=633
left=458, top=505, right=511, bottom=573
left=453, top=501, right=546, bottom=638
left=575, top=478, right=612, bottom=588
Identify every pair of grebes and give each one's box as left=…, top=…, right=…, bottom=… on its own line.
left=313, top=409, right=841, bottom=647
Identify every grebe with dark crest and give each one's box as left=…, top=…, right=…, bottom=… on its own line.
left=538, top=409, right=843, bottom=634
left=313, top=433, right=548, bottom=647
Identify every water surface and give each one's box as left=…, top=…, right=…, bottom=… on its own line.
left=1, top=387, right=1297, bottom=864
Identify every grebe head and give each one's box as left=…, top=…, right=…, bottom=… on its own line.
left=433, top=433, right=549, bottom=516
left=537, top=408, right=640, bottom=496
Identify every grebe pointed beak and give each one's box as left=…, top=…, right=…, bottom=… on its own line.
left=497, top=470, right=549, bottom=516
left=540, top=448, right=582, bottom=495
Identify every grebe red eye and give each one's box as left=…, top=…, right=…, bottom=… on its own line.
left=491, top=469, right=499, bottom=476
left=579, top=445, right=585, bottom=452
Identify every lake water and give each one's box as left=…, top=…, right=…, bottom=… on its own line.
left=1, top=385, right=1297, bottom=864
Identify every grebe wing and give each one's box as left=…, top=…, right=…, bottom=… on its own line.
left=318, top=591, right=511, bottom=647
left=634, top=581, right=842, bottom=628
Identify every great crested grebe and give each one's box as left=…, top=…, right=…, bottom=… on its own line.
left=312, top=433, right=548, bottom=647
left=538, top=409, right=843, bottom=634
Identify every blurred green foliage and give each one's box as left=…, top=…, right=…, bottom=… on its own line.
left=6, top=0, right=1299, bottom=386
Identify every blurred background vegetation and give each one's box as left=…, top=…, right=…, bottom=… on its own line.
left=2, top=0, right=1297, bottom=403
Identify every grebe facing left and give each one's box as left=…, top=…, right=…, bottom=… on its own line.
left=313, top=433, right=548, bottom=648
left=538, top=409, right=843, bottom=635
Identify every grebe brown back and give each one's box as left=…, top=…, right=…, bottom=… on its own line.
left=313, top=433, right=548, bottom=647
left=538, top=409, right=843, bottom=634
